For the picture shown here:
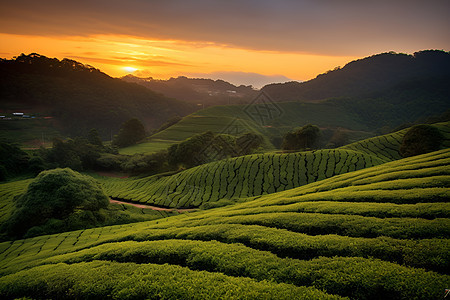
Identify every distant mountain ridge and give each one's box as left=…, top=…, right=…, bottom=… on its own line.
left=122, top=75, right=258, bottom=106
left=262, top=50, right=450, bottom=102
left=0, top=54, right=195, bottom=139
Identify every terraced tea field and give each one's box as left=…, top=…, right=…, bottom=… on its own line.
left=0, top=179, right=32, bottom=224
left=98, top=122, right=450, bottom=208
left=100, top=149, right=386, bottom=208
left=0, top=148, right=449, bottom=299
left=122, top=101, right=375, bottom=155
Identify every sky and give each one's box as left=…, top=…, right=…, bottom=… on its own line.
left=0, top=0, right=449, bottom=87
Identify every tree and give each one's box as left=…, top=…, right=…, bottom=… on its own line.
left=0, top=141, right=29, bottom=180
left=121, top=151, right=170, bottom=175
left=5, top=168, right=109, bottom=237
left=281, top=124, right=321, bottom=151
left=236, top=133, right=264, bottom=155
left=168, top=131, right=216, bottom=167
left=87, top=128, right=103, bottom=147
left=399, top=124, right=443, bottom=157
left=329, top=129, right=349, bottom=148
left=113, top=118, right=146, bottom=148
left=47, top=138, right=83, bottom=171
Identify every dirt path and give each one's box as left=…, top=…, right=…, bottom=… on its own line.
left=110, top=199, right=196, bottom=213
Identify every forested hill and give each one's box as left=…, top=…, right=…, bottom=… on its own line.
left=122, top=75, right=258, bottom=106
left=0, top=54, right=195, bottom=138
left=262, top=50, right=450, bottom=102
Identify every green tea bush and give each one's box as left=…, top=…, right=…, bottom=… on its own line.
left=180, top=212, right=450, bottom=239
left=42, top=240, right=449, bottom=300
left=121, top=224, right=449, bottom=272
left=0, top=261, right=342, bottom=300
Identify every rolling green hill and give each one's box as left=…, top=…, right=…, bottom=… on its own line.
left=104, top=122, right=450, bottom=208
left=121, top=101, right=374, bottom=154
left=101, top=149, right=386, bottom=208
left=0, top=148, right=448, bottom=299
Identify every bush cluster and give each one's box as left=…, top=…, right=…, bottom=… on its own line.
left=4, top=168, right=109, bottom=238
left=40, top=239, right=449, bottom=300
left=0, top=261, right=339, bottom=300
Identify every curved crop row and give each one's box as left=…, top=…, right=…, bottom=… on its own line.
left=37, top=239, right=449, bottom=300
left=204, top=201, right=450, bottom=219
left=251, top=149, right=450, bottom=207
left=0, top=261, right=339, bottom=300
left=172, top=211, right=450, bottom=239
left=341, top=121, right=450, bottom=161
left=99, top=149, right=385, bottom=208
left=0, top=179, right=31, bottom=223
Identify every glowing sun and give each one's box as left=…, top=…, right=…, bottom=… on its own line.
left=123, top=66, right=138, bottom=72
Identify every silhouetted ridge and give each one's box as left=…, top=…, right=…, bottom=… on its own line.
left=0, top=54, right=195, bottom=138
left=262, top=50, right=450, bottom=102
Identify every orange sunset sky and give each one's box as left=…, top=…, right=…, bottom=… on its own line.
left=0, top=0, right=449, bottom=87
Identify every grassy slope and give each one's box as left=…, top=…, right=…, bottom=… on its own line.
left=102, top=122, right=450, bottom=208
left=0, top=118, right=60, bottom=148
left=0, top=149, right=448, bottom=299
left=120, top=101, right=372, bottom=154
left=0, top=179, right=32, bottom=224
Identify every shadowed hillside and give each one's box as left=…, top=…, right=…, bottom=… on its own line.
left=122, top=75, right=258, bottom=106
left=263, top=50, right=450, bottom=101
left=0, top=54, right=195, bottom=139
left=262, top=51, right=450, bottom=129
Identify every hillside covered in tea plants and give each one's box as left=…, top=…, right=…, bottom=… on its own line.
left=95, top=122, right=450, bottom=209
left=0, top=145, right=449, bottom=299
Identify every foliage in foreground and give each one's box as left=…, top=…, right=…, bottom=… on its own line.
left=40, top=239, right=449, bottom=300
left=0, top=261, right=342, bottom=300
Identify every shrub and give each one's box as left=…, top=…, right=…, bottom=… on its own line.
left=0, top=141, right=30, bottom=180
left=5, top=168, right=109, bottom=237
left=236, top=132, right=264, bottom=155
left=121, top=151, right=170, bottom=175
left=112, top=118, right=146, bottom=147
left=282, top=124, right=321, bottom=150
left=399, top=124, right=443, bottom=157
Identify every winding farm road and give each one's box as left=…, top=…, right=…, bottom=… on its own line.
left=109, top=199, right=196, bottom=213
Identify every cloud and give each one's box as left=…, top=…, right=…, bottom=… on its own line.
left=68, top=55, right=191, bottom=68
left=0, top=0, right=449, bottom=56
left=186, top=71, right=295, bottom=89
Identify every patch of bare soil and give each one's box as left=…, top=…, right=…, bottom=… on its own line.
left=110, top=199, right=196, bottom=213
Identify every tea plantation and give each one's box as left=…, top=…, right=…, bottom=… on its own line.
left=0, top=144, right=449, bottom=299
left=98, top=122, right=450, bottom=209
left=120, top=101, right=374, bottom=154
left=0, top=121, right=449, bottom=299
